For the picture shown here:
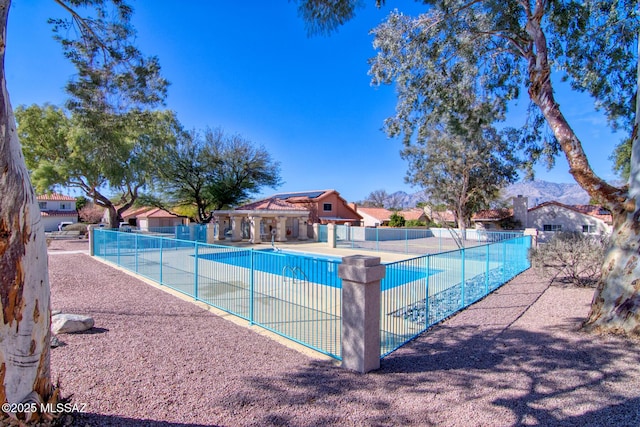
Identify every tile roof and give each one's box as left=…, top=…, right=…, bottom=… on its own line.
left=137, top=208, right=184, bottom=218
left=357, top=207, right=393, bottom=221
left=398, top=208, right=426, bottom=221
left=236, top=197, right=308, bottom=211
left=472, top=208, right=514, bottom=221
left=37, top=193, right=76, bottom=202
left=40, top=210, right=77, bottom=217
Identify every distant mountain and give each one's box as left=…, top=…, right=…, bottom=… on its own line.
left=363, top=180, right=591, bottom=209
left=500, top=180, right=590, bottom=206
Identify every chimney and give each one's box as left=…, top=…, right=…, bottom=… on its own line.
left=512, top=196, right=528, bottom=229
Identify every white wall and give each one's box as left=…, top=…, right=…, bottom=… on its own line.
left=528, top=204, right=610, bottom=238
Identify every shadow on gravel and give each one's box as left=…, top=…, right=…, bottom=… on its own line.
left=235, top=325, right=640, bottom=426
left=71, top=413, right=215, bottom=427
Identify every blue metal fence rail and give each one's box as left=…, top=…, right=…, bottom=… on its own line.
left=336, top=225, right=523, bottom=255
left=93, top=229, right=342, bottom=359
left=379, top=236, right=531, bottom=357
left=93, top=230, right=531, bottom=361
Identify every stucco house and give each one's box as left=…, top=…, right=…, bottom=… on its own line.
left=351, top=206, right=393, bottom=227
left=272, top=190, right=362, bottom=225
left=119, top=206, right=188, bottom=231
left=473, top=196, right=613, bottom=240
left=397, top=208, right=429, bottom=224
left=37, top=193, right=77, bottom=232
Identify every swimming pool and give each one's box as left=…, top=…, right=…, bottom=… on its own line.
left=197, top=249, right=439, bottom=289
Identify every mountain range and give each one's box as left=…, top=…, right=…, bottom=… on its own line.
left=373, top=180, right=591, bottom=210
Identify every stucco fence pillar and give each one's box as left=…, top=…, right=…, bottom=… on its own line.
left=338, top=255, right=385, bottom=373
left=327, top=223, right=337, bottom=248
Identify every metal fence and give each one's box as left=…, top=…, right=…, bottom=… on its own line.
left=92, top=229, right=342, bottom=358
left=93, top=229, right=531, bottom=361
left=380, top=236, right=531, bottom=357
left=336, top=225, right=523, bottom=254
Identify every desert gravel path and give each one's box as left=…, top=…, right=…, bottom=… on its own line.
left=47, top=239, right=640, bottom=426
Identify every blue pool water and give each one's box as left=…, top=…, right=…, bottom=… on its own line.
left=197, top=249, right=440, bottom=289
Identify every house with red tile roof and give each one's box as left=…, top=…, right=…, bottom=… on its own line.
left=472, top=196, right=612, bottom=239
left=37, top=193, right=77, bottom=232
left=352, top=206, right=393, bottom=227
left=119, top=206, right=188, bottom=231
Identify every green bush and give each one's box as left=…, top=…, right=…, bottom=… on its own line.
left=406, top=219, right=426, bottom=227
left=529, top=232, right=608, bottom=287
left=389, top=212, right=405, bottom=227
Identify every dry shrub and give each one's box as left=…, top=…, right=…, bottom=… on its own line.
left=529, top=232, right=608, bottom=287
left=78, top=205, right=105, bottom=223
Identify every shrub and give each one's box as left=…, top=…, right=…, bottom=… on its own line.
left=389, top=212, right=405, bottom=227
left=79, top=204, right=105, bottom=224
left=406, top=219, right=426, bottom=227
left=529, top=232, right=608, bottom=287
left=61, top=223, right=88, bottom=236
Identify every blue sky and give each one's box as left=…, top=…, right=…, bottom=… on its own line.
left=6, top=1, right=626, bottom=203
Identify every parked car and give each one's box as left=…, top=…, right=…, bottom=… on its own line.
left=58, top=221, right=74, bottom=231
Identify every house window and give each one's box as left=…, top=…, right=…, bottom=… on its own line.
left=543, top=224, right=562, bottom=232
left=323, top=203, right=332, bottom=212
left=60, top=203, right=67, bottom=210
left=582, top=225, right=596, bottom=233
left=38, top=202, right=47, bottom=210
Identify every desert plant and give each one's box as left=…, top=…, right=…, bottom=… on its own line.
left=529, top=232, right=609, bottom=287
left=61, top=223, right=88, bottom=236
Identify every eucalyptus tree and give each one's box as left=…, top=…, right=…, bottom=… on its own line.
left=0, top=0, right=167, bottom=421
left=294, top=0, right=640, bottom=336
left=154, top=128, right=282, bottom=223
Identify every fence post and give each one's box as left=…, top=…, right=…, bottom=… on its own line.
left=117, top=232, right=121, bottom=266
left=338, top=255, right=385, bottom=373
left=502, top=240, right=507, bottom=283
left=159, top=236, right=164, bottom=285
left=249, top=249, right=255, bottom=325
left=135, top=234, right=139, bottom=273
left=327, top=223, right=337, bottom=248
left=485, top=243, right=490, bottom=294
left=460, top=247, right=466, bottom=308
left=194, top=242, right=199, bottom=300
left=88, top=225, right=96, bottom=256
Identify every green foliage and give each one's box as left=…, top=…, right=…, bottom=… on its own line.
left=388, top=212, right=405, bottom=227
left=75, top=196, right=88, bottom=211
left=405, top=219, right=426, bottom=227
left=15, top=104, right=181, bottom=226
left=610, top=136, right=632, bottom=180
left=153, top=128, right=282, bottom=223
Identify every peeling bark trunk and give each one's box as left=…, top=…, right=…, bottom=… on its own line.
left=0, top=0, right=53, bottom=419
left=583, top=33, right=640, bottom=335
left=525, top=8, right=639, bottom=335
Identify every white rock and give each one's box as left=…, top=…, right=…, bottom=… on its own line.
left=51, top=313, right=94, bottom=334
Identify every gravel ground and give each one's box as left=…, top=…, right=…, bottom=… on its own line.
left=46, top=239, right=640, bottom=426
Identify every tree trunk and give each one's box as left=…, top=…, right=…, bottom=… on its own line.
left=583, top=32, right=640, bottom=335
left=0, top=0, right=53, bottom=420
left=526, top=9, right=639, bottom=335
